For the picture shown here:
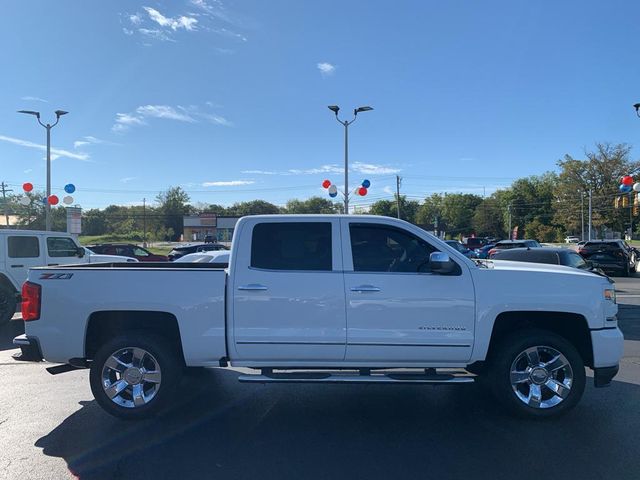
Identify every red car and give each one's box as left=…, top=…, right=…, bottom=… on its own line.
left=86, top=243, right=168, bottom=262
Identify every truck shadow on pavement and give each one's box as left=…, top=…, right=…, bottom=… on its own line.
left=35, top=368, right=640, bottom=480
left=0, top=320, right=23, bottom=351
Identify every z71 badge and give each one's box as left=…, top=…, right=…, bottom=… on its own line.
left=39, top=273, right=74, bottom=280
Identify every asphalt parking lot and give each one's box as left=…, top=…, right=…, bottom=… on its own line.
left=1, top=278, right=640, bottom=480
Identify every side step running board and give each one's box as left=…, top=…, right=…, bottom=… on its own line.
left=238, top=370, right=474, bottom=385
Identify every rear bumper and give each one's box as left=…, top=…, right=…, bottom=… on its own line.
left=12, top=334, right=44, bottom=362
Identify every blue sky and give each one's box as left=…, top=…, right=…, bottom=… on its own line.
left=2, top=0, right=640, bottom=212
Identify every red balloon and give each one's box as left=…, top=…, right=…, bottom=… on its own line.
left=23, top=182, right=33, bottom=192
left=322, top=179, right=331, bottom=189
left=358, top=187, right=368, bottom=196
left=622, top=175, right=634, bottom=186
left=48, top=195, right=59, bottom=206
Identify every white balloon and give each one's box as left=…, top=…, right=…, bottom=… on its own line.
left=633, top=183, right=640, bottom=192
left=19, top=196, right=31, bottom=206
left=328, top=185, right=338, bottom=195
left=63, top=195, right=74, bottom=205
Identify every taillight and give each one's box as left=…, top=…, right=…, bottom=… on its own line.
left=488, top=249, right=496, bottom=257
left=21, top=282, right=41, bottom=321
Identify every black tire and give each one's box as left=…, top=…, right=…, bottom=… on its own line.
left=623, top=264, right=631, bottom=277
left=0, top=285, right=17, bottom=326
left=487, top=329, right=586, bottom=418
left=89, top=333, right=182, bottom=420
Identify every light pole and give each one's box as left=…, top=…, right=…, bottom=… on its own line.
left=327, top=105, right=373, bottom=214
left=18, top=109, right=68, bottom=231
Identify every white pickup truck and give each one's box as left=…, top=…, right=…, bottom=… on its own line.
left=14, top=215, right=623, bottom=419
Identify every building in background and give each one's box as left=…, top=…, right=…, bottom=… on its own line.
left=182, top=214, right=240, bottom=243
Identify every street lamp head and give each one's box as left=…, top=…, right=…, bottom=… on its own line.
left=55, top=110, right=68, bottom=117
left=354, top=106, right=373, bottom=115
left=18, top=110, right=40, bottom=118
left=634, top=103, right=640, bottom=117
left=328, top=105, right=340, bottom=114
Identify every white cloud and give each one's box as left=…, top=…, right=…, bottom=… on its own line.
left=383, top=186, right=394, bottom=195
left=129, top=14, right=142, bottom=25
left=73, top=141, right=90, bottom=149
left=202, top=180, right=255, bottom=187
left=241, top=163, right=400, bottom=176
left=138, top=28, right=173, bottom=42
left=21, top=96, right=48, bottom=103
left=23, top=169, right=33, bottom=174
left=351, top=162, right=401, bottom=174
left=0, top=134, right=90, bottom=161
left=143, top=7, right=198, bottom=31
left=74, top=136, right=116, bottom=148
left=137, top=105, right=195, bottom=122
left=122, top=27, right=134, bottom=36
left=241, top=170, right=278, bottom=175
left=113, top=104, right=231, bottom=133
left=120, top=177, right=137, bottom=183
left=317, top=62, right=336, bottom=77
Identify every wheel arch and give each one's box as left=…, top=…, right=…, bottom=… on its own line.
left=0, top=273, right=18, bottom=295
left=85, top=310, right=186, bottom=366
left=484, top=311, right=593, bottom=368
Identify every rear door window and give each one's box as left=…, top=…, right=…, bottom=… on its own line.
left=251, top=222, right=332, bottom=271
left=8, top=236, right=40, bottom=258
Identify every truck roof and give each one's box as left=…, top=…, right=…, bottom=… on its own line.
left=0, top=229, right=73, bottom=235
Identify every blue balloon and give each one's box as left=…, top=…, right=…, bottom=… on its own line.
left=42, top=197, right=48, bottom=205
left=620, top=184, right=632, bottom=193
left=64, top=183, right=76, bottom=194
left=362, top=179, right=371, bottom=188
left=329, top=191, right=338, bottom=198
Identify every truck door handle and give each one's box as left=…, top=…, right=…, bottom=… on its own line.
left=238, top=284, right=268, bottom=291
left=11, top=265, right=24, bottom=268
left=351, top=285, right=381, bottom=293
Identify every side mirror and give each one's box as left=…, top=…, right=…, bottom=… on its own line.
left=77, top=247, right=85, bottom=258
left=429, top=252, right=455, bottom=275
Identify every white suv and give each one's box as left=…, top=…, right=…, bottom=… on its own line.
left=0, top=230, right=135, bottom=324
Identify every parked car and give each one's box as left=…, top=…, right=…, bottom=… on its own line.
left=578, top=240, right=637, bottom=277
left=174, top=250, right=231, bottom=267
left=168, top=243, right=229, bottom=261
left=487, top=239, right=541, bottom=258
left=491, top=247, right=609, bottom=277
left=83, top=247, right=139, bottom=264
left=565, top=236, right=580, bottom=244
left=15, top=215, right=622, bottom=420
left=464, top=237, right=486, bottom=250
left=87, top=243, right=168, bottom=262
left=445, top=240, right=479, bottom=258
left=475, top=244, right=496, bottom=259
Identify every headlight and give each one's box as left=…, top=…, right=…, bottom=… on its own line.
left=604, top=288, right=616, bottom=303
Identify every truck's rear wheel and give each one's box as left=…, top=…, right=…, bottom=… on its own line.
left=0, top=285, right=17, bottom=326
left=488, top=329, right=586, bottom=418
left=89, top=334, right=181, bottom=420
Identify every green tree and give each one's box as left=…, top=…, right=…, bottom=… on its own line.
left=369, top=196, right=420, bottom=222
left=440, top=193, right=483, bottom=237
left=415, top=193, right=444, bottom=228
left=472, top=198, right=505, bottom=237
left=285, top=197, right=340, bottom=214
left=155, top=187, right=192, bottom=240
left=226, top=200, right=281, bottom=216
left=553, top=143, right=640, bottom=235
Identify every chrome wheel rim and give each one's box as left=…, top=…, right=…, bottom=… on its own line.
left=510, top=346, right=573, bottom=409
left=101, top=347, right=162, bottom=408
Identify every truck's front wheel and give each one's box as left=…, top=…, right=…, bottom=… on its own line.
left=89, top=334, right=181, bottom=420
left=488, top=329, right=586, bottom=418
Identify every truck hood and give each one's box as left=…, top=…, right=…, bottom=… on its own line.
left=484, top=259, right=601, bottom=278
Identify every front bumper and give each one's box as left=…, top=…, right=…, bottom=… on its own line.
left=12, top=334, right=44, bottom=362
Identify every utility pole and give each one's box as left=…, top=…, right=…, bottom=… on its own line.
left=588, top=189, right=592, bottom=241
left=1, top=182, right=13, bottom=227
left=581, top=192, right=585, bottom=241
left=396, top=175, right=402, bottom=219
left=630, top=192, right=634, bottom=241
left=143, top=198, right=147, bottom=247
left=507, top=204, right=512, bottom=240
